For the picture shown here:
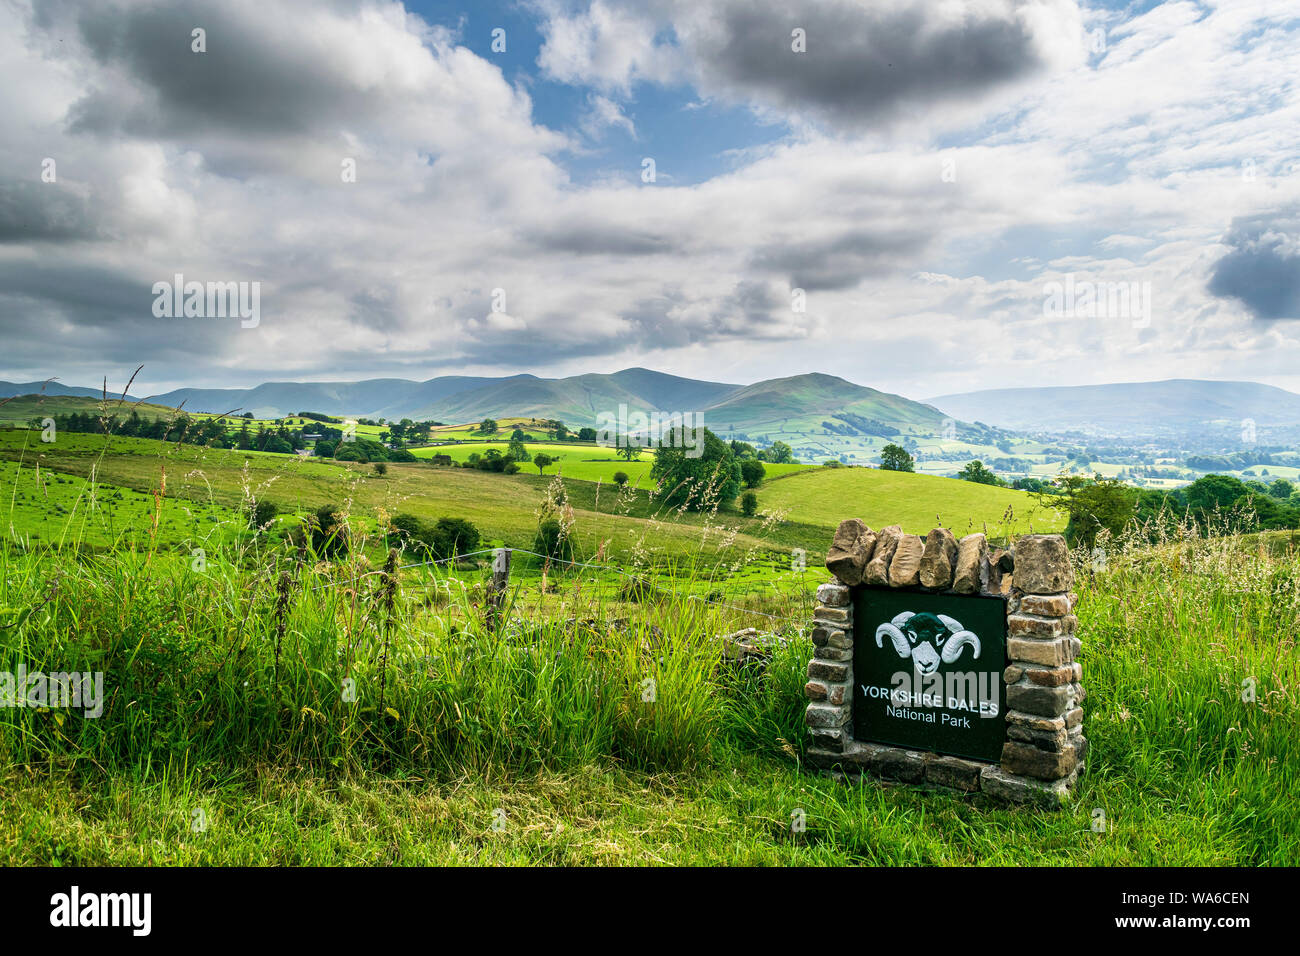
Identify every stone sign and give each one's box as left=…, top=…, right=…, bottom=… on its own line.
left=805, top=523, right=1086, bottom=808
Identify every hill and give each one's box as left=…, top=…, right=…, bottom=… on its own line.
left=929, top=379, right=1300, bottom=440
left=756, top=466, right=1063, bottom=537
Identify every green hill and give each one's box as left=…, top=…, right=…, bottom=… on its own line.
left=756, top=466, right=1064, bottom=538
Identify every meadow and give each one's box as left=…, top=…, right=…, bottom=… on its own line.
left=0, top=427, right=1294, bottom=865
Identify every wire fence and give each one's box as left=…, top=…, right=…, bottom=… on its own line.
left=307, top=542, right=814, bottom=639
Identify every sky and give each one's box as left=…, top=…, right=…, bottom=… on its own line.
left=2, top=0, right=1299, bottom=399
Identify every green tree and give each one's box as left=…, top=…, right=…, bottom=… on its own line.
left=533, top=453, right=555, bottom=474
left=1185, top=474, right=1248, bottom=513
left=613, top=471, right=629, bottom=487
left=764, top=441, right=795, bottom=464
left=740, top=459, right=766, bottom=487
left=650, top=428, right=742, bottom=511
left=956, top=460, right=1001, bottom=485
left=478, top=418, right=498, bottom=435
left=741, top=491, right=758, bottom=516
left=1034, top=474, right=1138, bottom=548
left=506, top=437, right=531, bottom=463
left=879, top=443, right=914, bottom=472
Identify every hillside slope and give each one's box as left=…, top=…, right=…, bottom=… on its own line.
left=929, top=379, right=1300, bottom=436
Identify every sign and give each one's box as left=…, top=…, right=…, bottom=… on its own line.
left=852, top=588, right=1007, bottom=762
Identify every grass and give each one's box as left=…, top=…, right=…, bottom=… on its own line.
left=0, top=429, right=1294, bottom=865
left=757, top=465, right=1065, bottom=538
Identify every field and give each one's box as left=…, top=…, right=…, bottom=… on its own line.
left=0, top=426, right=1295, bottom=866
left=410, top=440, right=811, bottom=487
left=757, top=466, right=1064, bottom=538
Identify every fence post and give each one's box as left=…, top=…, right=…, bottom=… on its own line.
left=486, top=547, right=511, bottom=631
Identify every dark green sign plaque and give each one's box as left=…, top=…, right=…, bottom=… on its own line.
left=852, top=588, right=1008, bottom=762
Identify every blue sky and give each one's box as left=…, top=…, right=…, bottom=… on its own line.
left=2, top=0, right=1299, bottom=398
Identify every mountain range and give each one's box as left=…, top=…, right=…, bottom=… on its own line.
left=2, top=369, right=948, bottom=436
left=928, top=379, right=1300, bottom=440
left=7, top=372, right=1300, bottom=447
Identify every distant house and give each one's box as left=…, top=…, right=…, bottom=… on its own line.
left=302, top=432, right=323, bottom=441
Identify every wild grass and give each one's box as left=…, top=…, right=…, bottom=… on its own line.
left=0, top=434, right=1297, bottom=865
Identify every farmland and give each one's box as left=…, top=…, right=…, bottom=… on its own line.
left=0, top=423, right=1294, bottom=867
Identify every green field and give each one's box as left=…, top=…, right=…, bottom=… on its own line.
left=411, top=440, right=811, bottom=487
left=757, top=465, right=1064, bottom=538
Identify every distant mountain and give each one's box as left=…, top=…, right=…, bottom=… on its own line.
left=111, top=367, right=947, bottom=437
left=0, top=380, right=141, bottom=402
left=928, top=379, right=1300, bottom=438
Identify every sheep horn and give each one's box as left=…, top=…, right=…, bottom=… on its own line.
left=876, top=622, right=912, bottom=659
left=940, top=630, right=981, bottom=663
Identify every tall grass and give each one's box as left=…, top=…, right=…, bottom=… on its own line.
left=0, top=536, right=811, bottom=783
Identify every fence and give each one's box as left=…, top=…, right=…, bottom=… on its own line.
left=309, top=544, right=813, bottom=642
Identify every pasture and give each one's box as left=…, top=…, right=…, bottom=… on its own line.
left=0, top=426, right=1294, bottom=866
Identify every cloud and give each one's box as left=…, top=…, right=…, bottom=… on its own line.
left=1208, top=207, right=1300, bottom=320
left=536, top=0, right=1085, bottom=133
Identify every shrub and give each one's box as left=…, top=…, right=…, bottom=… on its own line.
left=534, top=517, right=576, bottom=562
left=613, top=471, right=629, bottom=487
left=310, top=504, right=349, bottom=557
left=740, top=459, right=766, bottom=488
left=246, top=499, right=278, bottom=530
left=741, top=491, right=758, bottom=516
left=373, top=462, right=388, bottom=476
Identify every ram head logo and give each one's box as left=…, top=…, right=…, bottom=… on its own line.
left=875, top=611, right=981, bottom=676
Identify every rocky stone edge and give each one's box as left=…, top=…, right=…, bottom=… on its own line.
left=807, top=526, right=1087, bottom=810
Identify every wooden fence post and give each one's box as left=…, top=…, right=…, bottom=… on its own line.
left=486, top=547, right=511, bottom=631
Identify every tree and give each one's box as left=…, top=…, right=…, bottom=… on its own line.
left=763, top=441, right=795, bottom=464
left=650, top=428, right=742, bottom=510
left=576, top=427, right=598, bottom=442
left=430, top=517, right=480, bottom=559
left=956, top=460, right=1001, bottom=485
left=478, top=418, right=498, bottom=435
left=618, top=442, right=640, bottom=461
left=1033, top=474, right=1138, bottom=548
left=1185, top=474, right=1248, bottom=513
left=373, top=462, right=388, bottom=476
left=506, top=437, right=531, bottom=463
left=741, top=491, right=758, bottom=517
left=613, top=471, right=629, bottom=487
left=1268, top=478, right=1294, bottom=500
left=534, top=453, right=555, bottom=474
left=880, top=443, right=914, bottom=472
left=740, top=459, right=766, bottom=488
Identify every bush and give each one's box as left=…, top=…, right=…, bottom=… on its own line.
left=534, top=518, right=576, bottom=562
left=741, top=491, right=758, bottom=517
left=373, top=462, right=388, bottom=476
left=740, top=459, right=766, bottom=488
left=310, top=504, right=349, bottom=558
left=613, top=471, right=629, bottom=487
left=246, top=499, right=278, bottom=530
left=430, top=517, right=481, bottom=559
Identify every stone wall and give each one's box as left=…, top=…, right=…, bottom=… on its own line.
left=805, top=523, right=1086, bottom=809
